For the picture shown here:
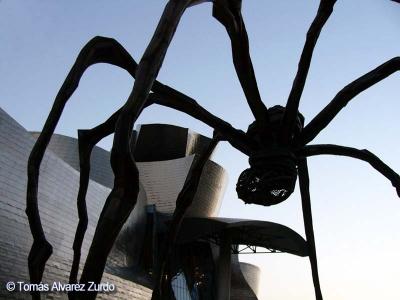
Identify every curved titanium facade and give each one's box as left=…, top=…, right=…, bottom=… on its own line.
left=133, top=123, right=215, bottom=162
left=1, top=109, right=298, bottom=300
left=34, top=124, right=228, bottom=218
left=137, top=156, right=226, bottom=217
left=0, top=108, right=152, bottom=299
left=30, top=131, right=115, bottom=189
left=237, top=262, right=261, bottom=299
left=0, top=110, right=232, bottom=299
left=231, top=255, right=260, bottom=300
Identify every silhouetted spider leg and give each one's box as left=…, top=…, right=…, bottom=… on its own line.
left=26, top=3, right=251, bottom=296
left=299, top=144, right=400, bottom=196
left=281, top=0, right=337, bottom=143
left=152, top=135, right=220, bottom=300
left=70, top=93, right=247, bottom=296
left=296, top=144, right=400, bottom=300
left=77, top=1, right=210, bottom=299
left=27, top=1, right=193, bottom=294
left=26, top=36, right=141, bottom=300
left=147, top=92, right=253, bottom=154
left=71, top=91, right=248, bottom=285
left=212, top=0, right=270, bottom=133
left=298, top=158, right=323, bottom=300
left=299, top=57, right=400, bottom=145
left=69, top=112, right=121, bottom=288
left=35, top=33, right=251, bottom=300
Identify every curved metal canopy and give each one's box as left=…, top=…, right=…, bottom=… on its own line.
left=177, top=217, right=308, bottom=257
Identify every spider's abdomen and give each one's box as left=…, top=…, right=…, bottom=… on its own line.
left=236, top=148, right=298, bottom=206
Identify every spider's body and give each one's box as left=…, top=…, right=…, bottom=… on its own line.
left=237, top=105, right=304, bottom=206
left=25, top=1, right=400, bottom=300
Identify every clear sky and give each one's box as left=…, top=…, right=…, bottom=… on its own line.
left=1, top=1, right=400, bottom=299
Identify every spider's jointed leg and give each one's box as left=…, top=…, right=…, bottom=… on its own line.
left=68, top=78, right=252, bottom=294
left=281, top=0, right=337, bottom=143
left=26, top=36, right=140, bottom=299
left=147, top=92, right=254, bottom=154
left=69, top=109, right=121, bottom=289
left=298, top=158, right=323, bottom=300
left=299, top=57, right=400, bottom=145
left=78, top=1, right=194, bottom=298
left=299, top=144, right=400, bottom=197
left=152, top=135, right=220, bottom=300
left=28, top=16, right=245, bottom=295
left=68, top=98, right=229, bottom=298
left=296, top=144, right=400, bottom=299
left=212, top=0, right=270, bottom=132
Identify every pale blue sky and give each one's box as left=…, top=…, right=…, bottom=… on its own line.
left=1, top=1, right=400, bottom=299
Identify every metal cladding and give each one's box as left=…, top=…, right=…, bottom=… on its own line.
left=1, top=108, right=307, bottom=299
left=134, top=123, right=214, bottom=162
left=0, top=110, right=232, bottom=299
left=231, top=255, right=260, bottom=300
left=236, top=261, right=261, bottom=299
left=0, top=108, right=152, bottom=299
left=137, top=156, right=226, bottom=217
left=30, top=131, right=115, bottom=188
left=35, top=123, right=228, bottom=218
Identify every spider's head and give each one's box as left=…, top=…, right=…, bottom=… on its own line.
left=236, top=105, right=304, bottom=206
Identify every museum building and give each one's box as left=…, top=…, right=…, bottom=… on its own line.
left=0, top=107, right=307, bottom=299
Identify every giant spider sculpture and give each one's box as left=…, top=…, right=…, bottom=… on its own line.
left=26, top=0, right=400, bottom=299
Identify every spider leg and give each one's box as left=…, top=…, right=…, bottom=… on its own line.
left=27, top=23, right=249, bottom=297
left=77, top=1, right=194, bottom=298
left=68, top=92, right=251, bottom=296
left=68, top=110, right=121, bottom=291
left=212, top=0, right=270, bottom=135
left=298, top=144, right=400, bottom=196
left=298, top=158, right=324, bottom=300
left=26, top=36, right=141, bottom=299
left=281, top=0, right=337, bottom=143
left=298, top=57, right=400, bottom=145
left=68, top=130, right=91, bottom=291
left=68, top=56, right=255, bottom=296
left=147, top=92, right=254, bottom=153
left=68, top=97, right=230, bottom=298
left=152, top=135, right=220, bottom=300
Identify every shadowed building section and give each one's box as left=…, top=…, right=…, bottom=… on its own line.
left=177, top=217, right=308, bottom=257
left=133, top=124, right=214, bottom=162
left=175, top=217, right=307, bottom=299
